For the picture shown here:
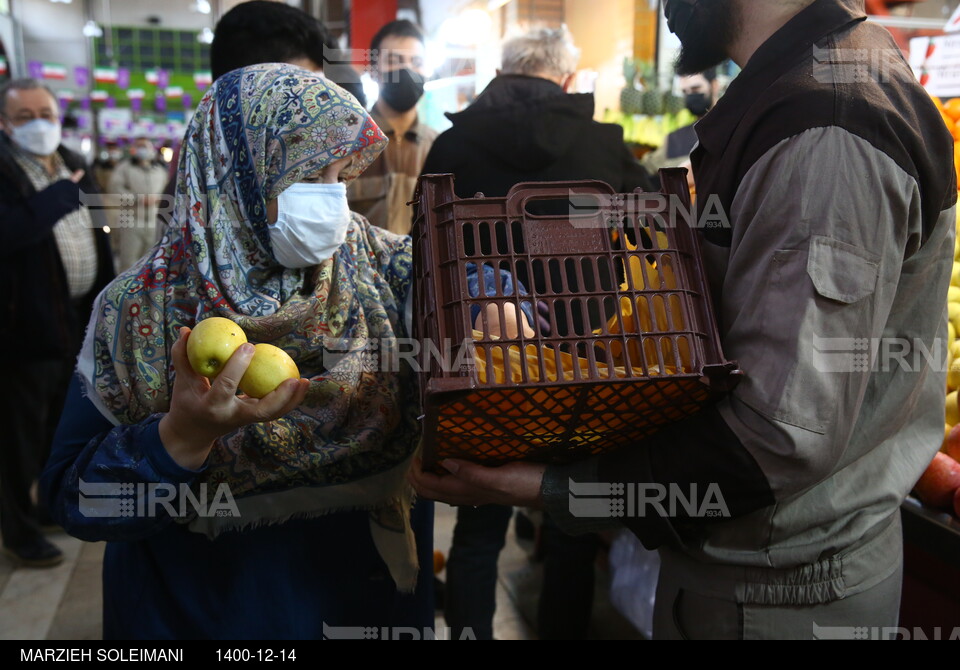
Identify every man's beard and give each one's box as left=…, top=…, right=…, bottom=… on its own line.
left=675, top=0, right=739, bottom=76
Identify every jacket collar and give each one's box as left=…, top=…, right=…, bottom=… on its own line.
left=370, top=105, right=426, bottom=143
left=447, top=74, right=594, bottom=124
left=696, top=0, right=867, bottom=156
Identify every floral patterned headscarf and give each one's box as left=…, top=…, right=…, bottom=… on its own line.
left=78, top=64, right=422, bottom=590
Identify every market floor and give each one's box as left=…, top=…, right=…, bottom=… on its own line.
left=0, top=503, right=641, bottom=640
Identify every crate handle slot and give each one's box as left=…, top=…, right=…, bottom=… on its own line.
left=505, top=180, right=618, bottom=220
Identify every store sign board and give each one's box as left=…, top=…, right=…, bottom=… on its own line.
left=947, top=5, right=960, bottom=34
left=910, top=35, right=960, bottom=98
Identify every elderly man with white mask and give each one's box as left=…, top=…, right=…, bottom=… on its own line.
left=0, top=78, right=113, bottom=567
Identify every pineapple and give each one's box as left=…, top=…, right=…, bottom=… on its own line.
left=620, top=57, right=643, bottom=115
left=664, top=91, right=685, bottom=116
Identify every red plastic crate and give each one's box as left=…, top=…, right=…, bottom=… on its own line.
left=412, top=168, right=740, bottom=468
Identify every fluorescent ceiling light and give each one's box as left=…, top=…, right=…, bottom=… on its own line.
left=82, top=20, right=104, bottom=38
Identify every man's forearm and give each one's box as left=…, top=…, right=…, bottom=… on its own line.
left=541, top=403, right=775, bottom=547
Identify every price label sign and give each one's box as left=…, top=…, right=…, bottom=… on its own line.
left=910, top=35, right=960, bottom=98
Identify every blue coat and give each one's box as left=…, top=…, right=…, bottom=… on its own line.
left=40, top=375, right=435, bottom=640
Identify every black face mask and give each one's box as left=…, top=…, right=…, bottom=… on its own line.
left=685, top=92, right=712, bottom=117
left=663, top=0, right=699, bottom=42
left=378, top=68, right=425, bottom=113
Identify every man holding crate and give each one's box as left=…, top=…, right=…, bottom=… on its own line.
left=412, top=0, right=957, bottom=639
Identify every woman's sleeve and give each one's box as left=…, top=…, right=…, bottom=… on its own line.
left=39, top=374, right=206, bottom=542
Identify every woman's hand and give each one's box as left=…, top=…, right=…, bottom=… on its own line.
left=158, top=327, right=310, bottom=470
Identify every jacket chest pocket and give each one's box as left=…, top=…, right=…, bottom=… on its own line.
left=806, top=236, right=879, bottom=304
left=737, top=235, right=881, bottom=434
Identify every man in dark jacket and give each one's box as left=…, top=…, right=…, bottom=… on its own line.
left=421, top=34, right=650, bottom=199
left=420, top=27, right=653, bottom=641
left=0, top=78, right=113, bottom=566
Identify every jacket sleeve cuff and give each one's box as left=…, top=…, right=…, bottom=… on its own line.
left=141, top=416, right=207, bottom=484
left=541, top=458, right=625, bottom=535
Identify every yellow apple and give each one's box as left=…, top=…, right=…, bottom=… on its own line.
left=949, top=358, right=960, bottom=392
left=186, top=317, right=248, bottom=379
left=238, top=343, right=300, bottom=399
left=951, top=302, right=960, bottom=335
left=947, top=390, right=960, bottom=427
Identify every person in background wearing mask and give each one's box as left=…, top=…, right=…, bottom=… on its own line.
left=347, top=20, right=437, bottom=235
left=644, top=68, right=721, bottom=173
left=411, top=0, right=956, bottom=639
left=0, top=78, right=113, bottom=567
left=108, top=137, right=170, bottom=272
left=94, top=140, right=124, bottom=192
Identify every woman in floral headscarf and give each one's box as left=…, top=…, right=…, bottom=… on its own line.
left=40, top=64, right=434, bottom=639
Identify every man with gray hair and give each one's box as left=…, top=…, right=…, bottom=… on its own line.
left=421, top=26, right=652, bottom=641
left=500, top=26, right=581, bottom=85
left=423, top=27, right=650, bottom=199
left=0, top=78, right=114, bottom=567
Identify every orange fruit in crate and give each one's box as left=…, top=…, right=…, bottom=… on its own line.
left=945, top=97, right=960, bottom=123
left=433, top=550, right=446, bottom=574
left=933, top=94, right=946, bottom=114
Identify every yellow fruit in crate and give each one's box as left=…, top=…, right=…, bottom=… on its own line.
left=947, top=391, right=960, bottom=426
left=186, top=317, right=248, bottom=378
left=950, top=286, right=960, bottom=304
left=951, top=321, right=957, bottom=344
left=238, top=343, right=300, bottom=399
left=953, top=263, right=960, bottom=287
left=951, top=340, right=960, bottom=361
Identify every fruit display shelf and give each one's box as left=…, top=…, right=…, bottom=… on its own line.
left=900, top=497, right=960, bottom=631
left=902, top=496, right=960, bottom=565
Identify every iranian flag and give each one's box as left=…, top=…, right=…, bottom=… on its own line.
left=90, top=90, right=109, bottom=102
left=127, top=88, right=146, bottom=100
left=165, top=86, right=184, bottom=98
left=193, top=71, right=212, bottom=87
left=42, top=63, right=68, bottom=80
left=0, top=57, right=8, bottom=77
left=93, top=68, right=118, bottom=84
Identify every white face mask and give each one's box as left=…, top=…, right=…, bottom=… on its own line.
left=9, top=118, right=62, bottom=156
left=268, top=182, right=352, bottom=268
left=134, top=147, right=154, bottom=162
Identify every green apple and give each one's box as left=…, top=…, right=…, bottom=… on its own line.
left=238, top=343, right=301, bottom=399
left=186, top=317, right=248, bottom=378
